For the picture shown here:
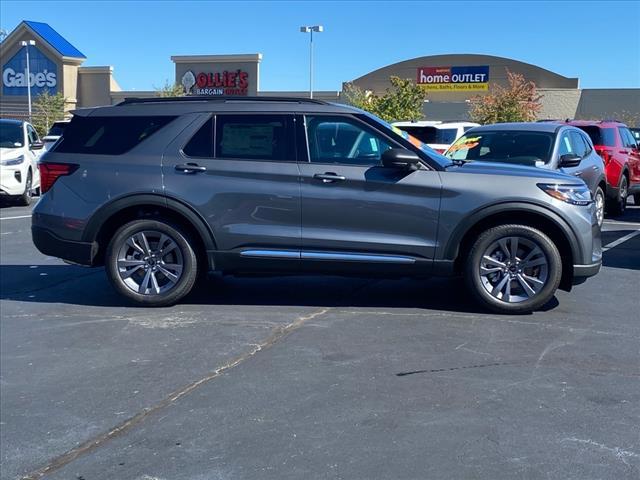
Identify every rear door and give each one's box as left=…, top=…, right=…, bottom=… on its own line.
left=162, top=113, right=301, bottom=266
left=620, top=127, right=640, bottom=187
left=298, top=114, right=441, bottom=270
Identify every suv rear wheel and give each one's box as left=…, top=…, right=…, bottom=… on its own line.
left=17, top=169, right=32, bottom=206
left=465, top=225, right=562, bottom=314
left=105, top=219, right=198, bottom=306
left=608, top=175, right=628, bottom=216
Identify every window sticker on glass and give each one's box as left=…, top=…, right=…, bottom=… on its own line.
left=369, top=137, right=378, bottom=152
left=221, top=124, right=277, bottom=157
left=563, top=136, right=572, bottom=152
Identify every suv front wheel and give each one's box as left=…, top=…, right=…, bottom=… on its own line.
left=465, top=225, right=562, bottom=314
left=105, top=219, right=198, bottom=306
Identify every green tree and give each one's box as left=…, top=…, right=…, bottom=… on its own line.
left=469, top=70, right=542, bottom=124
left=33, top=90, right=66, bottom=137
left=343, top=76, right=425, bottom=123
left=156, top=81, right=186, bottom=97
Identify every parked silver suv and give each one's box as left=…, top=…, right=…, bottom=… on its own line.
left=32, top=97, right=601, bottom=313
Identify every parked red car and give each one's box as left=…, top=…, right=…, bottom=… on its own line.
left=565, top=121, right=640, bottom=214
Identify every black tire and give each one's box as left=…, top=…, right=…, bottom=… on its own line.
left=105, top=219, right=198, bottom=307
left=594, top=186, right=605, bottom=228
left=17, top=170, right=32, bottom=206
left=464, top=224, right=562, bottom=314
left=607, top=175, right=628, bottom=216
left=633, top=193, right=640, bottom=206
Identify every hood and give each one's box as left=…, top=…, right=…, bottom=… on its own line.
left=0, top=147, right=24, bottom=159
left=445, top=160, right=581, bottom=183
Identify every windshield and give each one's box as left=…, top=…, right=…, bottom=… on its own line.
left=0, top=122, right=24, bottom=148
left=446, top=131, right=555, bottom=166
left=396, top=126, right=458, bottom=145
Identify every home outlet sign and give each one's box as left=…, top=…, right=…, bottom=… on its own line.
left=183, top=69, right=249, bottom=96
left=2, top=46, right=58, bottom=96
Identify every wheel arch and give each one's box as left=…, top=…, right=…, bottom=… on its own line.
left=83, top=193, right=217, bottom=266
left=447, top=203, right=581, bottom=291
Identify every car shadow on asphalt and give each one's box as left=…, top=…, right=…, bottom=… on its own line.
left=0, top=264, right=561, bottom=315
left=601, top=229, right=640, bottom=271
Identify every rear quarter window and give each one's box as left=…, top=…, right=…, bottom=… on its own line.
left=53, top=116, right=176, bottom=155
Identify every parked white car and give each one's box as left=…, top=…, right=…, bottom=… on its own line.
left=392, top=121, right=480, bottom=153
left=0, top=119, right=43, bottom=205
left=42, top=119, right=71, bottom=150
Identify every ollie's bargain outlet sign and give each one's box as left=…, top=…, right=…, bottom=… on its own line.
left=417, top=66, right=489, bottom=91
left=2, top=46, right=58, bottom=96
left=182, top=69, right=249, bottom=96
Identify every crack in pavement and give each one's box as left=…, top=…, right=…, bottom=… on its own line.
left=20, top=307, right=330, bottom=480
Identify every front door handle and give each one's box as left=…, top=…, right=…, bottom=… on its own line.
left=574, top=171, right=582, bottom=177
left=175, top=163, right=207, bottom=174
left=313, top=172, right=346, bottom=183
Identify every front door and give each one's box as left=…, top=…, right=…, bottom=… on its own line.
left=298, top=114, right=441, bottom=271
left=162, top=113, right=301, bottom=268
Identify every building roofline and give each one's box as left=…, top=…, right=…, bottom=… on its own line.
left=170, top=54, right=263, bottom=64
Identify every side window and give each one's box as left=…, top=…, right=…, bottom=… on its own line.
left=53, top=116, right=176, bottom=155
left=27, top=125, right=39, bottom=145
left=183, top=117, right=213, bottom=158
left=215, top=114, right=294, bottom=161
left=569, top=131, right=588, bottom=158
left=580, top=132, right=593, bottom=155
left=306, top=116, right=392, bottom=166
left=558, top=132, right=574, bottom=156
left=621, top=128, right=637, bottom=148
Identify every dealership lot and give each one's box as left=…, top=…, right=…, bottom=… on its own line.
left=0, top=202, right=639, bottom=480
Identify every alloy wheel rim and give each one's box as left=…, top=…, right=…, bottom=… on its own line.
left=479, top=236, right=549, bottom=303
left=25, top=173, right=32, bottom=199
left=116, top=230, right=184, bottom=295
left=595, top=191, right=604, bottom=227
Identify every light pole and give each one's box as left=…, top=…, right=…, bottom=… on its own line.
left=20, top=40, right=36, bottom=122
left=299, top=25, right=323, bottom=99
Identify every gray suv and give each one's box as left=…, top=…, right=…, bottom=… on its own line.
left=32, top=97, right=601, bottom=313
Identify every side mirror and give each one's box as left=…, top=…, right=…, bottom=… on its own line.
left=559, top=153, right=581, bottom=168
left=30, top=141, right=44, bottom=151
left=382, top=148, right=420, bottom=170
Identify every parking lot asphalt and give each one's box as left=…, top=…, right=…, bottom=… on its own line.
left=1, top=201, right=639, bottom=480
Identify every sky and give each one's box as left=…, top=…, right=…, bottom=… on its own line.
left=1, top=0, right=639, bottom=92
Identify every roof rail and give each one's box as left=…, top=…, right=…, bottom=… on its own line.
left=117, top=96, right=329, bottom=106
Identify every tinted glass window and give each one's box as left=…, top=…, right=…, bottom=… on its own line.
left=0, top=122, right=23, bottom=148
left=558, top=132, right=573, bottom=156
left=577, top=126, right=616, bottom=147
left=569, top=131, right=588, bottom=157
left=580, top=133, right=593, bottom=154
left=28, top=125, right=39, bottom=144
left=53, top=116, right=175, bottom=155
left=620, top=128, right=637, bottom=148
left=47, top=122, right=68, bottom=137
left=396, top=126, right=458, bottom=144
left=447, top=131, right=554, bottom=166
left=306, top=116, right=393, bottom=166
left=215, top=115, right=294, bottom=161
left=183, top=118, right=213, bottom=157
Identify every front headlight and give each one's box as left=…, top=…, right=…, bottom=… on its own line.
left=538, top=183, right=592, bottom=206
left=0, top=155, right=25, bottom=166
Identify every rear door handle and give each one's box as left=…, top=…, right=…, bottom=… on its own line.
left=175, top=163, right=207, bottom=174
left=313, top=172, right=346, bottom=183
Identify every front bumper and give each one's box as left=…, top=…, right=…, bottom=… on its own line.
left=31, top=226, right=97, bottom=266
left=0, top=166, right=25, bottom=196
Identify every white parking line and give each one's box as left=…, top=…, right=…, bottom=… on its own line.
left=603, top=230, right=640, bottom=252
left=0, top=215, right=32, bottom=220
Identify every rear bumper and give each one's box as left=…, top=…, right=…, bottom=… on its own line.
left=31, top=226, right=97, bottom=266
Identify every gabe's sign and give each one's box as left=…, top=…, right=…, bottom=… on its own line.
left=183, top=69, right=249, bottom=96
left=2, top=46, right=58, bottom=96
left=417, top=66, right=489, bottom=91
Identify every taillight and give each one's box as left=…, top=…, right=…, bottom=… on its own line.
left=595, top=146, right=612, bottom=165
left=38, top=162, right=78, bottom=193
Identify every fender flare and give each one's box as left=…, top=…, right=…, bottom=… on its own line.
left=82, top=193, right=217, bottom=251
left=442, top=201, right=582, bottom=263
